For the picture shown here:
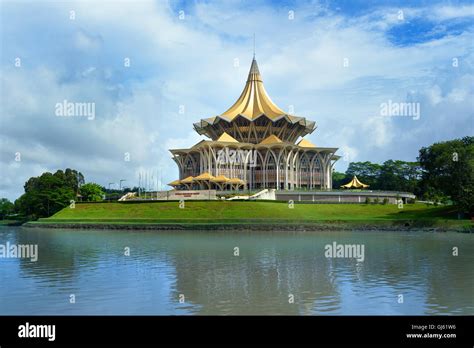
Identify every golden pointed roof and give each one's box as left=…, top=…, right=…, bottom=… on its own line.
left=220, top=59, right=286, bottom=121
left=297, top=138, right=316, bottom=148
left=180, top=176, right=194, bottom=184
left=228, top=178, right=245, bottom=184
left=341, top=175, right=369, bottom=189
left=259, top=134, right=283, bottom=145
left=211, top=175, right=230, bottom=183
left=194, top=172, right=215, bottom=181
left=216, top=132, right=239, bottom=143
left=168, top=179, right=181, bottom=186
left=192, top=58, right=317, bottom=142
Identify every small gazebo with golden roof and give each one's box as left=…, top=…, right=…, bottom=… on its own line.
left=340, top=175, right=369, bottom=189
left=168, top=179, right=181, bottom=187
left=193, top=172, right=215, bottom=189
left=211, top=175, right=230, bottom=190
left=167, top=172, right=246, bottom=191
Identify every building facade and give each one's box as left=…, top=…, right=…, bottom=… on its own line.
left=169, top=58, right=339, bottom=191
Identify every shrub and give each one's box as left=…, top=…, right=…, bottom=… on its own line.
left=365, top=197, right=371, bottom=204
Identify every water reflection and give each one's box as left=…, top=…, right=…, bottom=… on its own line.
left=0, top=227, right=472, bottom=315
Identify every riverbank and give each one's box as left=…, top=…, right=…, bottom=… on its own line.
left=23, top=221, right=471, bottom=232
left=0, top=220, right=24, bottom=226
left=24, top=201, right=472, bottom=232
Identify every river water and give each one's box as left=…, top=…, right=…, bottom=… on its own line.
left=0, top=226, right=472, bottom=315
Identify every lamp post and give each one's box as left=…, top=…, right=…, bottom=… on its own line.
left=119, top=179, right=126, bottom=191
left=107, top=183, right=115, bottom=202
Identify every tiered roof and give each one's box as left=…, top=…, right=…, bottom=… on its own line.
left=193, top=58, right=316, bottom=141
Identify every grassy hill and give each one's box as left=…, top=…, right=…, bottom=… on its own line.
left=32, top=201, right=471, bottom=229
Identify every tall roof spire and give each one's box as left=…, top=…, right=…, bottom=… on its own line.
left=248, top=58, right=261, bottom=82
left=219, top=58, right=285, bottom=119
left=192, top=58, right=317, bottom=141
left=253, top=33, right=256, bottom=59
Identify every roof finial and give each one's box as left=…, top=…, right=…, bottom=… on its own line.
left=253, top=33, right=256, bottom=59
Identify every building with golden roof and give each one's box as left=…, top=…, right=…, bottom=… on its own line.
left=341, top=175, right=369, bottom=189
left=169, top=58, right=339, bottom=191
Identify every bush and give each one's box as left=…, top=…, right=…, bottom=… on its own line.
left=80, top=183, right=104, bottom=202
left=382, top=198, right=389, bottom=205
left=374, top=198, right=380, bottom=204
left=0, top=198, right=15, bottom=219
left=365, top=197, right=371, bottom=204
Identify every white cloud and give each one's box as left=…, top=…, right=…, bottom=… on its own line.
left=75, top=29, right=103, bottom=51
left=431, top=5, right=474, bottom=21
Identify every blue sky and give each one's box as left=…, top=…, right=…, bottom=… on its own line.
left=1, top=0, right=473, bottom=200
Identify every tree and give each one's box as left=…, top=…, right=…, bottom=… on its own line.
left=418, top=136, right=474, bottom=214
left=345, top=161, right=381, bottom=188
left=378, top=160, right=422, bottom=194
left=0, top=198, right=15, bottom=219
left=332, top=171, right=348, bottom=189
left=15, top=169, right=84, bottom=219
left=343, top=160, right=423, bottom=193
left=80, top=183, right=104, bottom=202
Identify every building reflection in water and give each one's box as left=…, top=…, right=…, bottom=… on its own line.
left=2, top=228, right=473, bottom=315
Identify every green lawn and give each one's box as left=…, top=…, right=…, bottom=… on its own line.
left=34, top=201, right=470, bottom=228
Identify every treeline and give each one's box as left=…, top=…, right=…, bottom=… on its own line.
left=3, top=169, right=106, bottom=220
left=333, top=160, right=421, bottom=194
left=15, top=169, right=84, bottom=218
left=333, top=136, right=473, bottom=213
left=0, top=166, right=145, bottom=220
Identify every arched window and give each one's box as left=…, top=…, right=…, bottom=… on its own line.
left=184, top=156, right=195, bottom=177
left=300, top=154, right=310, bottom=188
left=312, top=155, right=322, bottom=188
left=265, top=152, right=277, bottom=188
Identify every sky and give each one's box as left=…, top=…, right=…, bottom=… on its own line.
left=1, top=0, right=473, bottom=200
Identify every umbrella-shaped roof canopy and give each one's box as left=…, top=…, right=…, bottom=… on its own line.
left=340, top=175, right=369, bottom=189
left=180, top=176, right=194, bottom=184
left=211, top=175, right=230, bottom=183
left=194, top=172, right=215, bottom=181
left=228, top=178, right=245, bottom=185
